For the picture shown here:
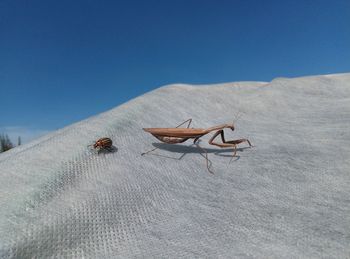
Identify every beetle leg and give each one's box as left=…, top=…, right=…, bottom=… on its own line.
left=104, top=146, right=113, bottom=152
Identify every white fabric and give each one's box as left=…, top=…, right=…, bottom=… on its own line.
left=1, top=74, right=350, bottom=258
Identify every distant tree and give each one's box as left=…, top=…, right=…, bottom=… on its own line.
left=18, top=136, right=21, bottom=146
left=0, top=134, right=5, bottom=152
left=0, top=134, right=14, bottom=153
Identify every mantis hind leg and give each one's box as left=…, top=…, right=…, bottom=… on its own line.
left=175, top=118, right=192, bottom=128
left=194, top=143, right=214, bottom=174
left=141, top=136, right=189, bottom=156
left=141, top=119, right=193, bottom=156
left=141, top=147, right=158, bottom=156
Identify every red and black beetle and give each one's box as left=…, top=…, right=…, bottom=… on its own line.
left=89, top=137, right=113, bottom=153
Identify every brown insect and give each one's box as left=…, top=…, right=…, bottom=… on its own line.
left=141, top=119, right=252, bottom=173
left=88, top=137, right=113, bottom=153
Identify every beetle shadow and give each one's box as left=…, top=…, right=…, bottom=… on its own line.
left=97, top=145, right=118, bottom=154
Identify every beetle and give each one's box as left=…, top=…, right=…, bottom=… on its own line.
left=141, top=119, right=252, bottom=173
left=88, top=137, right=113, bottom=153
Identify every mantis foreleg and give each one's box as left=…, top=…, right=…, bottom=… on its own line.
left=209, top=130, right=252, bottom=158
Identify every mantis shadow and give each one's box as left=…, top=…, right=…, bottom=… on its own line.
left=148, top=141, right=251, bottom=161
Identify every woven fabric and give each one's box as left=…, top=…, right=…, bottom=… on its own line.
left=1, top=74, right=350, bottom=258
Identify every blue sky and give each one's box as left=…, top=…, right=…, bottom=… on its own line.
left=1, top=0, right=349, bottom=143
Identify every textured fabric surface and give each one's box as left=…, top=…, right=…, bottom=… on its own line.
left=0, top=74, right=350, bottom=258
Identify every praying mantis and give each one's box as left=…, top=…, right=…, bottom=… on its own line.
left=141, top=119, right=253, bottom=173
